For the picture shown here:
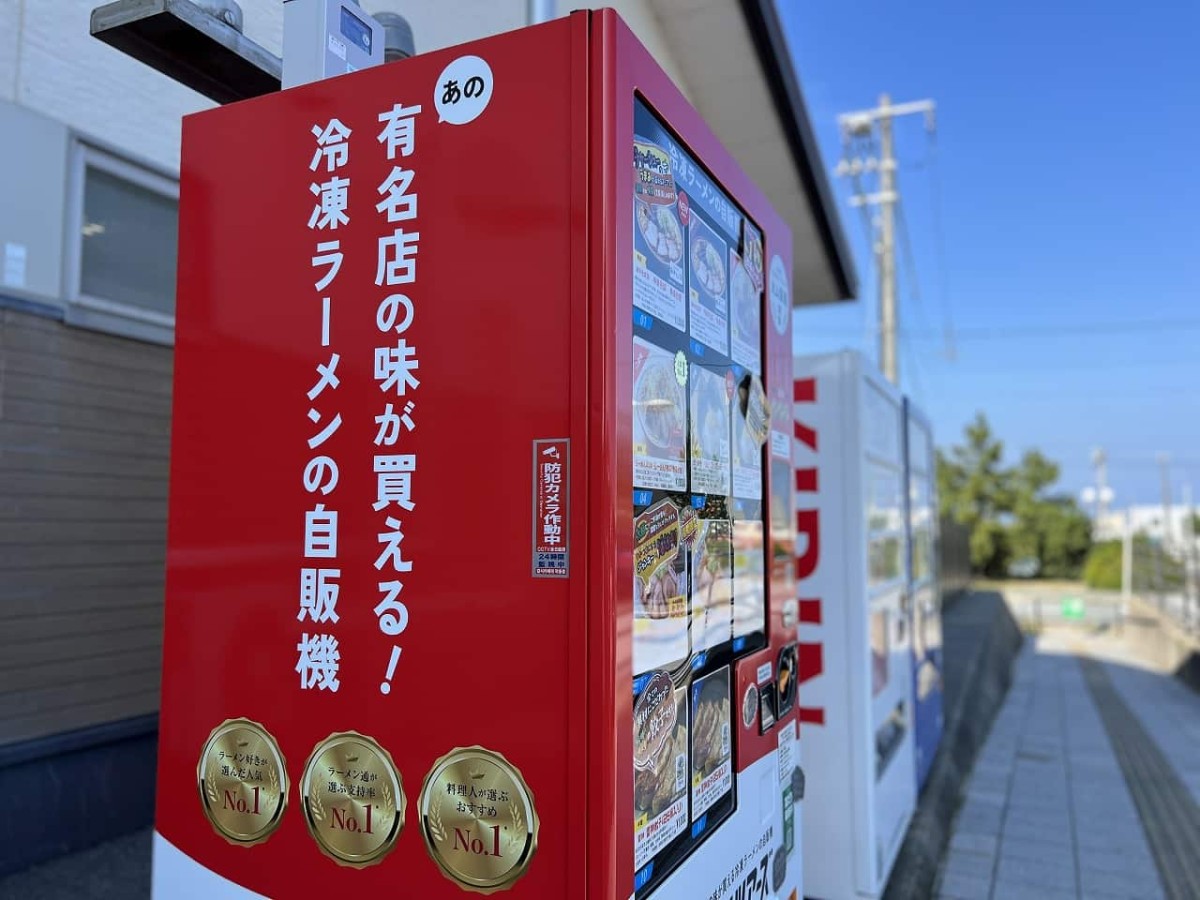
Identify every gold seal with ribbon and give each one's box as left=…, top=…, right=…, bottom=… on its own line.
left=197, top=718, right=288, bottom=847
left=299, top=731, right=406, bottom=868
left=418, top=746, right=539, bottom=894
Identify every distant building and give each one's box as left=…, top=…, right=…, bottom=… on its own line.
left=1094, top=505, right=1198, bottom=551
left=0, top=0, right=852, bottom=874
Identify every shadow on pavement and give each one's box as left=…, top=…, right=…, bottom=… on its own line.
left=884, top=590, right=1024, bottom=899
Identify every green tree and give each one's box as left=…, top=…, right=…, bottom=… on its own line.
left=1011, top=449, right=1058, bottom=505
left=937, top=414, right=1091, bottom=578
left=1019, top=496, right=1092, bottom=578
left=1007, top=449, right=1059, bottom=564
left=1083, top=535, right=1185, bottom=590
left=969, top=519, right=1011, bottom=579
left=1008, top=451, right=1091, bottom=577
left=937, top=414, right=1011, bottom=573
left=1082, top=540, right=1123, bottom=589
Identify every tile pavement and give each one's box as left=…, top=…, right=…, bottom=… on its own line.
left=2, top=628, right=1193, bottom=900
left=936, top=642, right=1173, bottom=900
left=1104, top=662, right=1200, bottom=809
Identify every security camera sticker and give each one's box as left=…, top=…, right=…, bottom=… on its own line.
left=435, top=55, right=493, bottom=125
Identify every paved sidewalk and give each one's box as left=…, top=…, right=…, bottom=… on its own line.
left=4, top=619, right=1195, bottom=900
left=937, top=635, right=1197, bottom=900
left=1105, top=663, right=1200, bottom=808
left=0, top=829, right=150, bottom=900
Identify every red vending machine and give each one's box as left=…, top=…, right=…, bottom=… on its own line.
left=155, top=11, right=801, bottom=899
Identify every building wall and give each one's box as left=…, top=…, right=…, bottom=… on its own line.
left=0, top=102, right=68, bottom=303
left=0, top=1, right=17, bottom=99
left=8, top=0, right=211, bottom=172
left=1095, top=505, right=1198, bottom=547
left=2, top=1, right=683, bottom=174
left=0, top=307, right=171, bottom=746
left=0, top=0, right=688, bottom=750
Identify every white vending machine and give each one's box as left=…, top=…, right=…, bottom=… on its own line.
left=793, top=350, right=916, bottom=899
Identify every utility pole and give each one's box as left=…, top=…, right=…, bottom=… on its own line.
left=1153, top=452, right=1171, bottom=606
left=1091, top=447, right=1111, bottom=520
left=1158, top=453, right=1173, bottom=553
left=1122, top=507, right=1133, bottom=601
left=1082, top=447, right=1115, bottom=537
left=1184, top=483, right=1197, bottom=629
left=836, top=95, right=935, bottom=385
left=1121, top=507, right=1132, bottom=634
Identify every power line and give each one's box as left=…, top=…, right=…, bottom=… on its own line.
left=901, top=328, right=927, bottom=406
left=1004, top=448, right=1200, bottom=473
left=999, top=394, right=1200, bottom=412
left=951, top=318, right=1200, bottom=340
left=831, top=129, right=881, bottom=361
left=895, top=199, right=936, bottom=341
left=836, top=94, right=936, bottom=384
left=959, top=382, right=1200, bottom=399
left=895, top=197, right=936, bottom=402
left=797, top=317, right=1200, bottom=342
left=959, top=355, right=1200, bottom=373
left=927, top=127, right=955, bottom=361
left=1106, top=456, right=1200, bottom=470
left=836, top=130, right=882, bottom=360
left=840, top=132, right=876, bottom=248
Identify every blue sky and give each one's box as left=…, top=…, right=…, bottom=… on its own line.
left=780, top=1, right=1200, bottom=508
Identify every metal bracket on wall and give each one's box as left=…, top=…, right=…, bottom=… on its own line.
left=90, top=0, right=282, bottom=104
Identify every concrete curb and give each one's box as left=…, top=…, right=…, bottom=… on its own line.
left=883, top=591, right=1023, bottom=900
left=1127, top=595, right=1200, bottom=694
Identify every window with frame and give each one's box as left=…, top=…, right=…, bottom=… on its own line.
left=67, top=143, right=179, bottom=344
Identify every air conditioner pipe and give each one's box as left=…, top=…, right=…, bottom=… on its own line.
left=527, top=0, right=555, bottom=25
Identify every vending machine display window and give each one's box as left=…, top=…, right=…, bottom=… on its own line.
left=631, top=97, right=770, bottom=895
left=633, top=681, right=689, bottom=871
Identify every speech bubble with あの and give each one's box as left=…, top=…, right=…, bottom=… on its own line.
left=434, top=56, right=494, bottom=125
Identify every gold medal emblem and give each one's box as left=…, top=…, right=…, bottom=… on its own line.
left=299, top=731, right=405, bottom=868
left=418, top=746, right=539, bottom=894
left=197, top=718, right=288, bottom=847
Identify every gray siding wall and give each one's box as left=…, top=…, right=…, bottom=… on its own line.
left=0, top=306, right=169, bottom=746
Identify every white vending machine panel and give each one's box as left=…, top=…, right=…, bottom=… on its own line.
left=793, top=351, right=916, bottom=899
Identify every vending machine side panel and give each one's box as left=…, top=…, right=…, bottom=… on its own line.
left=857, top=360, right=916, bottom=892
left=794, top=351, right=867, bottom=900
left=597, top=11, right=801, bottom=900
left=157, top=17, right=590, bottom=898
left=795, top=350, right=917, bottom=898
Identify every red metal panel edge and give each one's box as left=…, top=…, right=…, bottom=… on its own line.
left=567, top=11, right=593, bottom=898
left=601, top=10, right=799, bottom=898
left=588, top=10, right=624, bottom=900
